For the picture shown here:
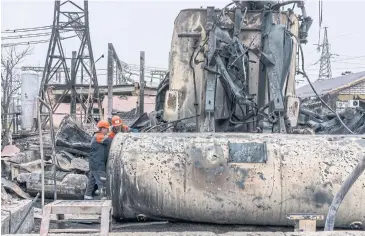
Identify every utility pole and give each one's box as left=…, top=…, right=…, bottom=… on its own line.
left=317, top=27, right=334, bottom=80
left=107, top=43, right=114, bottom=123
left=139, top=51, right=145, bottom=115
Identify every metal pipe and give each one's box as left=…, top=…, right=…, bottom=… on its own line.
left=13, top=193, right=40, bottom=234
left=37, top=99, right=45, bottom=208
left=324, top=154, right=365, bottom=231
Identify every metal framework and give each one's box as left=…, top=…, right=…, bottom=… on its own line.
left=318, top=27, right=333, bottom=80
left=38, top=0, right=101, bottom=126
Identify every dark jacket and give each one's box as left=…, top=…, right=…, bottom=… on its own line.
left=89, top=132, right=112, bottom=171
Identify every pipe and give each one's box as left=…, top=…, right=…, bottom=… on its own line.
left=13, top=193, right=40, bottom=234
left=324, top=154, right=365, bottom=231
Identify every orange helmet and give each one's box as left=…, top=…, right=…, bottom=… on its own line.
left=97, top=120, right=110, bottom=129
left=111, top=116, right=123, bottom=127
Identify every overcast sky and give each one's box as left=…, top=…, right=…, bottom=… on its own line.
left=2, top=0, right=365, bottom=87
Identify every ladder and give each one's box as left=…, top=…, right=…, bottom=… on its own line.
left=40, top=200, right=112, bottom=236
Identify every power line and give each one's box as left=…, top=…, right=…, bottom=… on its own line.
left=332, top=61, right=365, bottom=66
left=305, top=66, right=365, bottom=71
left=1, top=30, right=73, bottom=40
left=1, top=35, right=78, bottom=48
left=332, top=55, right=365, bottom=63
left=1, top=25, right=53, bottom=33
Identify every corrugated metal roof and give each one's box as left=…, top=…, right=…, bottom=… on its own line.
left=296, top=71, right=365, bottom=98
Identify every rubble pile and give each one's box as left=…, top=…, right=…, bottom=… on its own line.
left=298, top=107, right=365, bottom=134
left=1, top=115, right=93, bottom=200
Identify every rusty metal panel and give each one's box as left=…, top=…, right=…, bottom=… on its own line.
left=228, top=142, right=267, bottom=163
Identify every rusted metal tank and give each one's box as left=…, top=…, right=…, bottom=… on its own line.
left=107, top=133, right=365, bottom=227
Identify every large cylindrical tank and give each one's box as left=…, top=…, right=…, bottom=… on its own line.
left=21, top=71, right=39, bottom=130
left=107, top=133, right=365, bottom=227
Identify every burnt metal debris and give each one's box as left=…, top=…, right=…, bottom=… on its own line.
left=135, top=1, right=318, bottom=134
left=2, top=116, right=93, bottom=201
left=132, top=1, right=361, bottom=136
left=104, top=0, right=364, bottom=228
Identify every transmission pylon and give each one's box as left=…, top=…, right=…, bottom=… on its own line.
left=317, top=27, right=333, bottom=80
left=38, top=0, right=101, bottom=127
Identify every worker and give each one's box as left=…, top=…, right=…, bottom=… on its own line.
left=84, top=120, right=112, bottom=200
left=108, top=116, right=129, bottom=138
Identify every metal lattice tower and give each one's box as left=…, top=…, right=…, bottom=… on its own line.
left=317, top=27, right=332, bottom=80
left=38, top=0, right=101, bottom=126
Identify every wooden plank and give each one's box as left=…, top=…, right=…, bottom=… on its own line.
left=39, top=206, right=52, bottom=236
left=48, top=229, right=100, bottom=233
left=51, top=218, right=100, bottom=223
left=102, top=200, right=112, bottom=207
left=46, top=200, right=62, bottom=206
left=100, top=207, right=111, bottom=236
left=57, top=214, right=65, bottom=229
left=50, top=206, right=104, bottom=214
left=53, top=200, right=106, bottom=205
left=298, top=220, right=317, bottom=232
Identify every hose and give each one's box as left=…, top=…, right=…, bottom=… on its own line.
left=324, top=154, right=365, bottom=231
left=291, top=32, right=355, bottom=134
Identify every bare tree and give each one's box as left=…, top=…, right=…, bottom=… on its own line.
left=1, top=46, right=32, bottom=145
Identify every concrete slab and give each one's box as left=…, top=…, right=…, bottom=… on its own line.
left=1, top=199, right=34, bottom=234
left=2, top=231, right=364, bottom=236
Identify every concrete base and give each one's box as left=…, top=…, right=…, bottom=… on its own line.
left=1, top=199, right=34, bottom=234
left=2, top=231, right=365, bottom=236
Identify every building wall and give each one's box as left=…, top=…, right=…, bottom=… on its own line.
left=50, top=95, right=156, bottom=128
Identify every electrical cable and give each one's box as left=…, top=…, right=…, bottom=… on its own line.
left=292, top=33, right=355, bottom=134
left=1, top=35, right=78, bottom=48
left=1, top=30, right=72, bottom=40
left=1, top=25, right=53, bottom=33
left=193, top=2, right=235, bottom=66
left=331, top=55, right=365, bottom=63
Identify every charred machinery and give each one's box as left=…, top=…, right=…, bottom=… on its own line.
left=107, top=1, right=365, bottom=228
left=140, top=0, right=313, bottom=134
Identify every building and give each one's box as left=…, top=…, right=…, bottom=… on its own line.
left=296, top=71, right=365, bottom=112
left=48, top=82, right=157, bottom=127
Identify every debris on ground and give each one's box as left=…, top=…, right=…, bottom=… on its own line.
left=1, top=145, right=20, bottom=157
left=298, top=107, right=365, bottom=134
left=1, top=115, right=92, bottom=201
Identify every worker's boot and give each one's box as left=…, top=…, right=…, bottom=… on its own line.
left=84, top=195, right=93, bottom=200
left=99, top=188, right=107, bottom=200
